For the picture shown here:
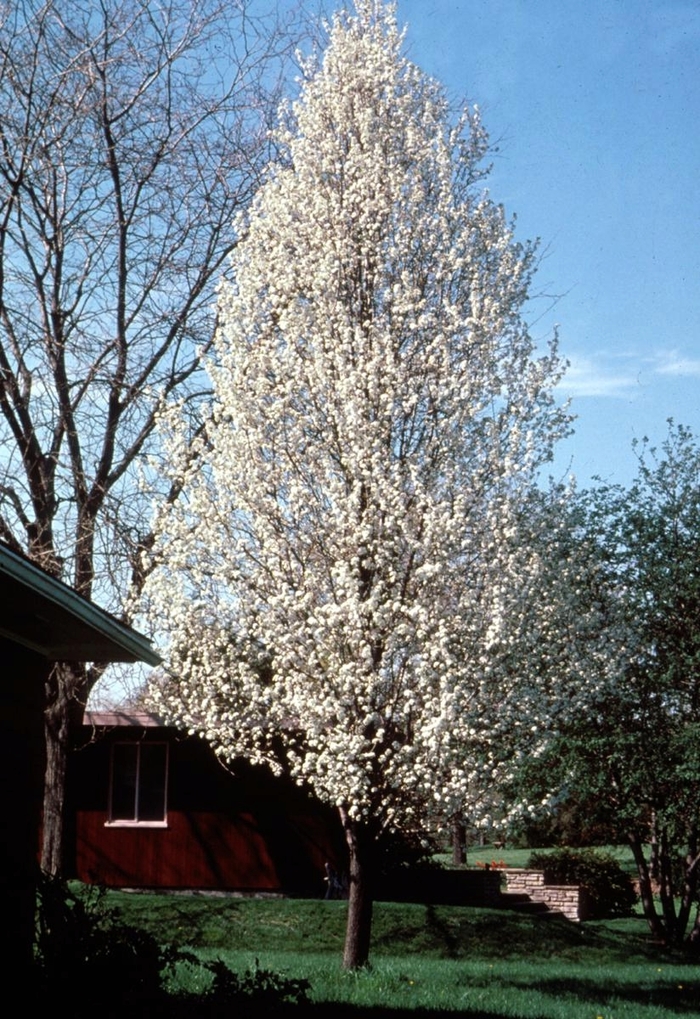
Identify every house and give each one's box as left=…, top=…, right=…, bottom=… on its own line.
left=68, top=711, right=345, bottom=895
left=66, top=715, right=505, bottom=910
left=0, top=542, right=159, bottom=979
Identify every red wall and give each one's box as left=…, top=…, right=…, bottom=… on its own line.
left=69, top=726, right=344, bottom=893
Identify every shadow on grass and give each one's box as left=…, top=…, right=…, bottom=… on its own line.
left=370, top=902, right=620, bottom=962
left=302, top=1007, right=511, bottom=1018
left=524, top=974, right=700, bottom=1015
left=248, top=979, right=700, bottom=1018
left=33, top=995, right=510, bottom=1019
left=35, top=973, right=700, bottom=1019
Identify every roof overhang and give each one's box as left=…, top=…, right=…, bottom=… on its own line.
left=83, top=710, right=166, bottom=728
left=0, top=544, right=160, bottom=665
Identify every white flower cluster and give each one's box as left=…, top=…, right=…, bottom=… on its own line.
left=142, top=0, right=569, bottom=835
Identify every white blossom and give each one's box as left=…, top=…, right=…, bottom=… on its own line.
left=143, top=0, right=568, bottom=850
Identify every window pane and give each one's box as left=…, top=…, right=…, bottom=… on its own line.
left=137, top=743, right=167, bottom=821
left=111, top=743, right=138, bottom=820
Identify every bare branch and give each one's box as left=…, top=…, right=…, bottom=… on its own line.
left=0, top=0, right=318, bottom=874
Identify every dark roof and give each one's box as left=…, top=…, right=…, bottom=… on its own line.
left=83, top=710, right=166, bottom=728
left=0, top=543, right=160, bottom=665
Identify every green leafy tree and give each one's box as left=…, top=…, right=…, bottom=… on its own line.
left=518, top=424, right=700, bottom=945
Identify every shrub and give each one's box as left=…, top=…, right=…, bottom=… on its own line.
left=35, top=874, right=168, bottom=1006
left=527, top=847, right=638, bottom=919
left=34, top=877, right=310, bottom=1016
left=196, top=958, right=310, bottom=1014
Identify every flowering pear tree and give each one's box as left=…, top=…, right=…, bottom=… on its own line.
left=442, top=482, right=626, bottom=846
left=144, top=0, right=567, bottom=968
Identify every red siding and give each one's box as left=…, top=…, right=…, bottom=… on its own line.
left=69, top=726, right=343, bottom=893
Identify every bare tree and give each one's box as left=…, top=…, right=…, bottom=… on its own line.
left=0, top=0, right=312, bottom=875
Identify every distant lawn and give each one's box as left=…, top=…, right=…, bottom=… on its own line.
left=435, top=842, right=639, bottom=876
left=101, top=888, right=700, bottom=1017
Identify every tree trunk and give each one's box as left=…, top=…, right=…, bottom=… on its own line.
left=689, top=904, right=700, bottom=953
left=629, top=833, right=665, bottom=939
left=452, top=817, right=467, bottom=866
left=658, top=828, right=678, bottom=940
left=40, top=664, right=86, bottom=876
left=675, top=833, right=699, bottom=944
left=339, top=808, right=374, bottom=971
left=649, top=811, right=660, bottom=882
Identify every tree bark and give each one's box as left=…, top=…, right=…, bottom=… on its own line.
left=689, top=904, right=700, bottom=953
left=40, top=664, right=86, bottom=876
left=41, top=712, right=68, bottom=876
left=629, top=833, right=665, bottom=939
left=452, top=816, right=467, bottom=866
left=675, top=833, right=699, bottom=945
left=649, top=811, right=660, bottom=882
left=339, top=808, right=374, bottom=971
left=658, top=828, right=678, bottom=940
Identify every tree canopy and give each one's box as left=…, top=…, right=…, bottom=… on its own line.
left=144, top=0, right=568, bottom=967
left=512, top=423, right=700, bottom=945
left=0, top=0, right=311, bottom=874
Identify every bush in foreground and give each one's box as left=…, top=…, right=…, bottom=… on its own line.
left=34, top=876, right=309, bottom=1016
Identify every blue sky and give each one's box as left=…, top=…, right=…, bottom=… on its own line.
left=389, top=0, right=700, bottom=487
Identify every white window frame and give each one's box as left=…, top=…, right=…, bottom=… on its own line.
left=106, top=740, right=169, bottom=828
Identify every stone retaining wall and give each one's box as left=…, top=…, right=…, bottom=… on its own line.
left=504, top=868, right=587, bottom=921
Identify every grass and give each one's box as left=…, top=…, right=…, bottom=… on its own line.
left=435, top=842, right=639, bottom=875
left=100, top=884, right=700, bottom=1017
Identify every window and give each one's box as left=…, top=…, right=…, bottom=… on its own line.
left=108, top=741, right=168, bottom=826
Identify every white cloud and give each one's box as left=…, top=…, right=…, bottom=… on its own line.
left=556, top=353, right=642, bottom=399
left=653, top=350, right=700, bottom=378
left=556, top=345, right=700, bottom=400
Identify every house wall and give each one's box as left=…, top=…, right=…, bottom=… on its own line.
left=69, top=726, right=344, bottom=893
left=0, top=637, right=46, bottom=977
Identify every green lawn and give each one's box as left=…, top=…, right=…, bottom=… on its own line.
left=100, top=886, right=700, bottom=1017
left=435, top=842, right=638, bottom=875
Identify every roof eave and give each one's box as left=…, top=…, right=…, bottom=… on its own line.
left=0, top=545, right=160, bottom=666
